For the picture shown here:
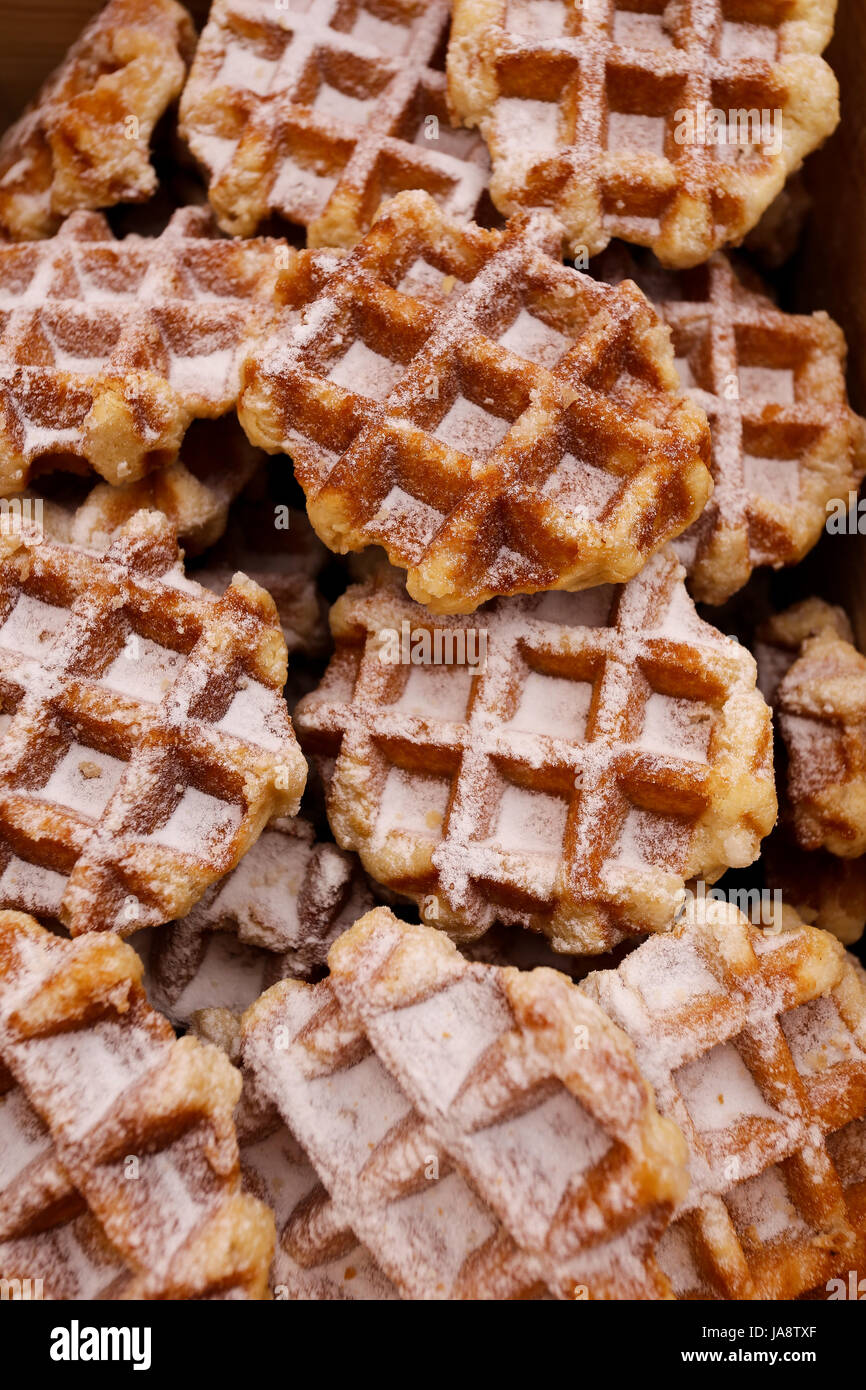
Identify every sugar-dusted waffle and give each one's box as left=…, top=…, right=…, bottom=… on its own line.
left=448, top=0, right=839, bottom=268
left=0, top=912, right=274, bottom=1298
left=0, top=207, right=285, bottom=492
left=295, top=549, right=776, bottom=953
left=241, top=906, right=688, bottom=1298
left=0, top=511, right=307, bottom=935
left=27, top=418, right=261, bottom=557
left=0, top=0, right=195, bottom=241
left=240, top=190, right=712, bottom=613
left=146, top=817, right=372, bottom=1027
left=776, top=619, right=866, bottom=857
left=753, top=597, right=853, bottom=705
left=195, top=466, right=331, bottom=658
left=179, top=0, right=489, bottom=244
left=598, top=249, right=866, bottom=605
left=583, top=899, right=866, bottom=1299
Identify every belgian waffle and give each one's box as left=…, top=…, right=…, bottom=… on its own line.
left=754, top=597, right=853, bottom=705
left=764, top=826, right=866, bottom=947
left=583, top=899, right=866, bottom=1300
left=0, top=206, right=285, bottom=492
left=0, top=912, right=274, bottom=1299
left=0, top=0, right=195, bottom=242
left=240, top=190, right=713, bottom=614
left=27, top=418, right=262, bottom=557
left=776, top=621, right=866, bottom=858
left=195, top=466, right=331, bottom=658
left=146, top=817, right=373, bottom=1027
left=294, top=548, right=776, bottom=954
left=242, top=906, right=688, bottom=1299
left=189, top=1006, right=398, bottom=1300
left=0, top=510, right=307, bottom=936
left=447, top=0, right=840, bottom=269
left=598, top=248, right=866, bottom=605
left=178, top=0, right=490, bottom=245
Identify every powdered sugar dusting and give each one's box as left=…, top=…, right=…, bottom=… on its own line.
left=498, top=307, right=570, bottom=367
left=153, top=787, right=242, bottom=854
left=674, top=1042, right=782, bottom=1133
left=435, top=396, right=510, bottom=456
left=328, top=340, right=404, bottom=401
left=376, top=766, right=450, bottom=841
left=35, top=744, right=125, bottom=820
left=509, top=669, right=592, bottom=740
left=489, top=783, right=568, bottom=854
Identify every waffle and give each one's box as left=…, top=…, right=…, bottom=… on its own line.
left=195, top=466, right=331, bottom=658
left=776, top=621, right=866, bottom=858
left=582, top=899, right=866, bottom=1300
left=754, top=597, right=853, bottom=705
left=242, top=906, right=688, bottom=1299
left=146, top=817, right=373, bottom=1027
left=598, top=249, right=866, bottom=605
left=190, top=1005, right=399, bottom=1300
left=0, top=206, right=286, bottom=492
left=0, top=0, right=195, bottom=242
left=447, top=0, right=840, bottom=269
left=0, top=911, right=274, bottom=1299
left=26, top=418, right=262, bottom=558
left=294, top=548, right=776, bottom=954
left=0, top=510, right=307, bottom=937
left=764, top=826, right=866, bottom=947
left=240, top=190, right=713, bottom=613
left=178, top=0, right=490, bottom=246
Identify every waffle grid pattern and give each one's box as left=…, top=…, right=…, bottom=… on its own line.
left=447, top=0, right=839, bottom=267
left=582, top=904, right=866, bottom=1299
left=240, top=190, right=712, bottom=613
left=0, top=512, right=306, bottom=937
left=600, top=250, right=866, bottom=604
left=0, top=912, right=274, bottom=1299
left=179, top=0, right=490, bottom=245
left=242, top=908, right=688, bottom=1298
left=0, top=207, right=283, bottom=491
left=295, top=550, right=776, bottom=953
left=148, top=816, right=373, bottom=1026
left=243, top=973, right=545, bottom=1298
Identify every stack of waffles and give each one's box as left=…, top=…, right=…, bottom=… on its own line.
left=0, top=0, right=864, bottom=1303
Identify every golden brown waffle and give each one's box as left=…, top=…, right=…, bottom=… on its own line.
left=26, top=418, right=262, bottom=558
left=242, top=906, right=688, bottom=1299
left=246, top=976, right=546, bottom=1298
left=146, top=816, right=373, bottom=1027
left=0, top=510, right=307, bottom=936
left=194, top=466, right=331, bottom=657
left=776, top=622, right=866, bottom=858
left=764, top=826, right=866, bottom=947
left=0, top=206, right=285, bottom=492
left=598, top=249, right=866, bottom=605
left=294, top=549, right=776, bottom=954
left=0, top=911, right=274, bottom=1299
left=754, top=597, right=853, bottom=705
left=240, top=190, right=712, bottom=613
left=0, top=0, right=195, bottom=242
left=447, top=0, right=840, bottom=269
left=190, top=1005, right=399, bottom=1300
left=178, top=0, right=490, bottom=245
left=582, top=899, right=866, bottom=1300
